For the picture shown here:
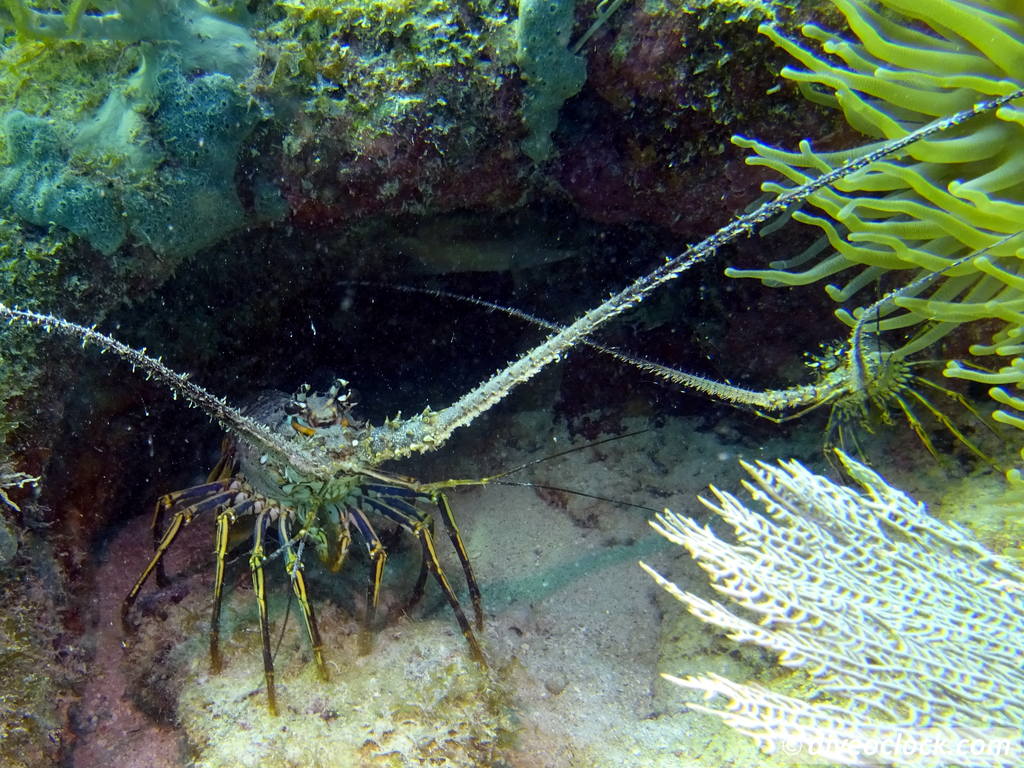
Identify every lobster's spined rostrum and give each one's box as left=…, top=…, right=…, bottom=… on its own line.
left=0, top=88, right=1020, bottom=715
left=121, top=381, right=484, bottom=716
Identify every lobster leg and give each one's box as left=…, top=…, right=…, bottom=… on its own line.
left=249, top=509, right=278, bottom=716
left=415, top=521, right=486, bottom=664
left=364, top=494, right=485, bottom=664
left=210, top=499, right=254, bottom=674
left=278, top=516, right=328, bottom=682
left=206, top=437, right=237, bottom=484
left=348, top=507, right=388, bottom=655
left=123, top=489, right=235, bottom=632
left=403, top=519, right=431, bottom=616
left=435, top=492, right=483, bottom=630
left=327, top=511, right=352, bottom=573
left=150, top=481, right=231, bottom=587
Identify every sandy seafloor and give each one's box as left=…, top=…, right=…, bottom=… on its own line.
left=64, top=394, right=1005, bottom=768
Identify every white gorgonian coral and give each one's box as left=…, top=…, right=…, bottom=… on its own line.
left=642, top=452, right=1024, bottom=767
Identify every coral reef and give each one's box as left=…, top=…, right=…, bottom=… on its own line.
left=3, top=0, right=1018, bottom=765
left=0, top=0, right=823, bottom=461
left=258, top=0, right=524, bottom=225
left=560, top=0, right=820, bottom=235
left=0, top=0, right=265, bottom=471
left=4, top=91, right=951, bottom=467
left=0, top=0, right=257, bottom=75
left=262, top=0, right=819, bottom=236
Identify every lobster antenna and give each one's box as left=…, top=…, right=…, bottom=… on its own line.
left=0, top=305, right=332, bottom=477
left=848, top=230, right=1024, bottom=395
left=343, top=280, right=796, bottom=411
left=1, top=89, right=1020, bottom=466
left=364, top=87, right=1024, bottom=460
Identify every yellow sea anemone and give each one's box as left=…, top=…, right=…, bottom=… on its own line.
left=728, top=0, right=1024, bottom=482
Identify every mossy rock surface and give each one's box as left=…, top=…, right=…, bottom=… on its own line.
left=0, top=541, right=66, bottom=768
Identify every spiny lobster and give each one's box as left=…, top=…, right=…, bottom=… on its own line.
left=0, top=90, right=1018, bottom=713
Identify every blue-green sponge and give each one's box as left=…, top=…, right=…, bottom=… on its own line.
left=0, top=60, right=261, bottom=257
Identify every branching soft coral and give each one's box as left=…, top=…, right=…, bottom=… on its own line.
left=644, top=451, right=1024, bottom=767
left=728, top=0, right=1024, bottom=481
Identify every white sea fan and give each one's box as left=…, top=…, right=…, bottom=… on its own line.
left=642, top=452, right=1024, bottom=767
